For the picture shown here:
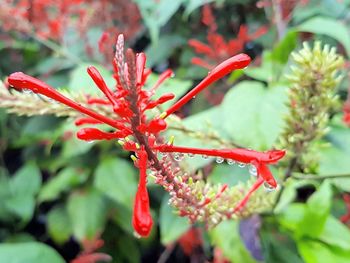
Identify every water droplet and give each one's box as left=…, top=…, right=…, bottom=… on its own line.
left=133, top=231, right=141, bottom=239
left=238, top=162, right=246, bottom=168
left=87, top=140, right=95, bottom=144
left=187, top=153, right=195, bottom=158
left=23, top=89, right=32, bottom=94
left=174, top=153, right=184, bottom=161
left=227, top=159, right=235, bottom=165
left=216, top=157, right=224, bottom=164
left=263, top=182, right=276, bottom=192
left=202, top=155, right=209, bottom=159
left=160, top=152, right=168, bottom=156
left=46, top=97, right=56, bottom=103
left=248, top=165, right=257, bottom=176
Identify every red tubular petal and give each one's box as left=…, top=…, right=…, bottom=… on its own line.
left=144, top=93, right=175, bottom=110
left=75, top=117, right=102, bottom=126
left=191, top=57, right=213, bottom=70
left=138, top=118, right=167, bottom=134
left=150, top=69, right=173, bottom=94
left=163, top=54, right=251, bottom=118
left=155, top=145, right=282, bottom=164
left=87, top=97, right=110, bottom=105
left=132, top=148, right=153, bottom=237
left=136, top=53, right=146, bottom=85
left=8, top=72, right=126, bottom=130
left=98, top=31, right=109, bottom=53
left=87, top=66, right=116, bottom=105
left=233, top=177, right=264, bottom=213
left=188, top=39, right=214, bottom=56
left=77, top=128, right=129, bottom=141
left=257, top=163, right=277, bottom=188
left=248, top=26, right=268, bottom=41
left=266, top=149, right=286, bottom=164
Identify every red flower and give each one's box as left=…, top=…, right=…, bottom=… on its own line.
left=132, top=147, right=153, bottom=237
left=8, top=34, right=285, bottom=235
left=343, top=101, right=350, bottom=127
left=189, top=4, right=268, bottom=70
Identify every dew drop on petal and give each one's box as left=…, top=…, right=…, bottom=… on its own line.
left=227, top=159, right=235, bottom=165
left=174, top=153, right=184, bottom=161
left=263, top=182, right=276, bottom=192
left=202, top=155, right=209, bottom=159
left=87, top=140, right=95, bottom=144
left=23, top=89, right=33, bottom=94
left=133, top=231, right=141, bottom=239
left=248, top=165, right=257, bottom=176
left=238, top=162, right=246, bottom=168
left=187, top=153, right=195, bottom=158
left=216, top=157, right=224, bottom=164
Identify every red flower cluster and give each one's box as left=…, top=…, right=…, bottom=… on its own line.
left=0, top=0, right=83, bottom=40
left=0, top=0, right=141, bottom=51
left=257, top=0, right=309, bottom=21
left=189, top=4, right=268, bottom=70
left=8, top=34, right=285, bottom=237
left=344, top=100, right=350, bottom=127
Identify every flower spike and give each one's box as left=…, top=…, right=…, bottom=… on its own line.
left=161, top=53, right=251, bottom=118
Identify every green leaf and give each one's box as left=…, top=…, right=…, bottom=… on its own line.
left=94, top=158, right=137, bottom=207
left=208, top=164, right=250, bottom=186
left=159, top=195, right=190, bottom=245
left=271, top=30, right=298, bottom=64
left=319, top=216, right=350, bottom=250
left=297, top=17, right=350, bottom=57
left=135, top=0, right=184, bottom=42
left=298, top=181, right=332, bottom=237
left=10, top=162, right=41, bottom=196
left=38, top=167, right=88, bottom=202
left=0, top=242, right=64, bottom=263
left=145, top=35, right=186, bottom=67
left=274, top=179, right=301, bottom=213
left=278, top=203, right=307, bottom=233
left=221, top=81, right=288, bottom=150
left=244, top=52, right=283, bottom=83
left=47, top=206, right=72, bottom=245
left=1, top=163, right=42, bottom=223
left=4, top=195, right=35, bottom=224
left=297, top=239, right=350, bottom=263
left=68, top=63, right=115, bottom=94
left=61, top=123, right=94, bottom=158
left=67, top=189, right=107, bottom=240
left=184, top=0, right=215, bottom=17
left=319, top=147, right=350, bottom=190
left=210, top=220, right=257, bottom=263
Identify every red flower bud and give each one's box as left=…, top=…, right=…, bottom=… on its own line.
left=162, top=54, right=251, bottom=118
left=77, top=128, right=130, bottom=141
left=132, top=148, right=153, bottom=237
left=138, top=118, right=167, bottom=134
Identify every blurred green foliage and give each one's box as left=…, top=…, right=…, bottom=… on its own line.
left=1, top=0, right=350, bottom=262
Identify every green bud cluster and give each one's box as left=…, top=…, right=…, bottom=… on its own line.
left=280, top=42, right=344, bottom=173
